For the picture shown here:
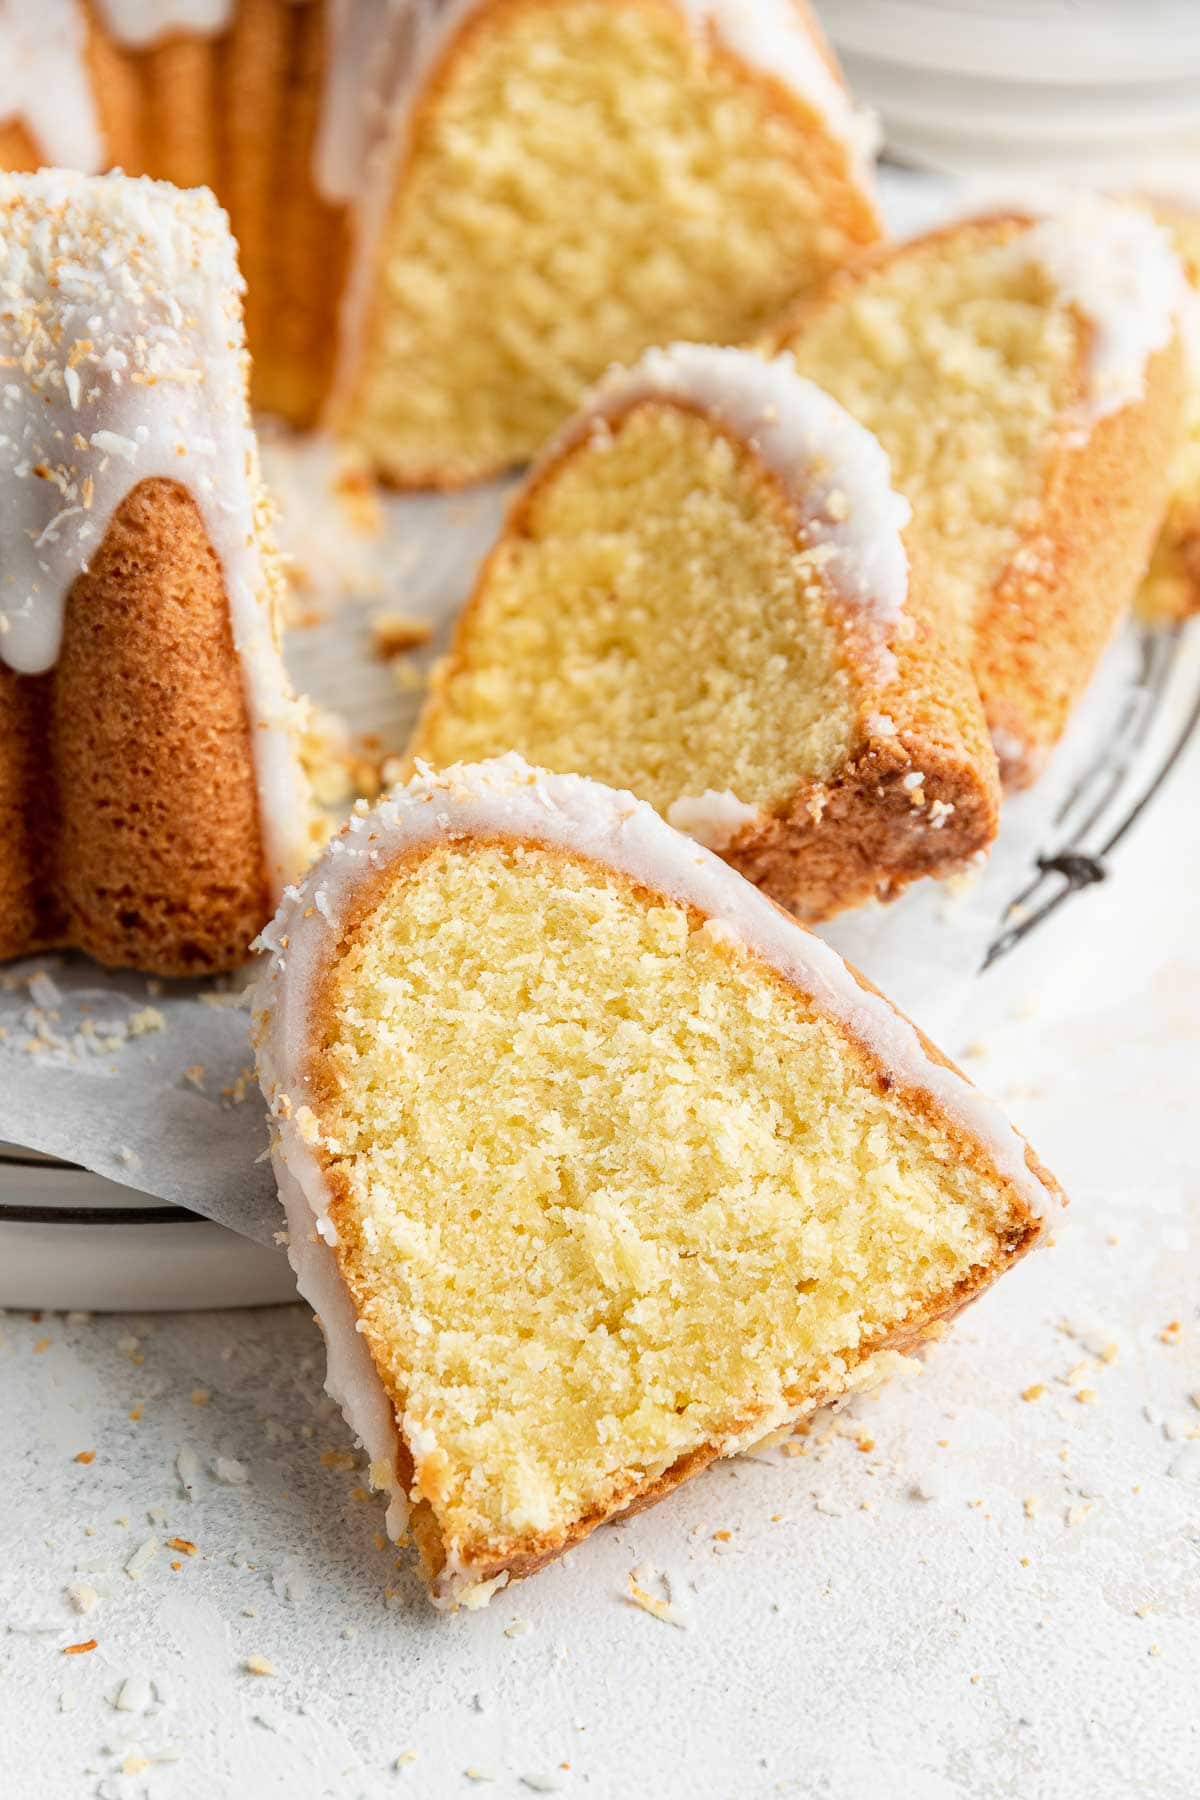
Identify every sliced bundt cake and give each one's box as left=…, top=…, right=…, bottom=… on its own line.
left=1138, top=199, right=1200, bottom=624
left=768, top=199, right=1187, bottom=785
left=334, top=0, right=882, bottom=486
left=409, top=343, right=999, bottom=922
left=0, top=169, right=310, bottom=976
left=254, top=757, right=1062, bottom=1611
left=0, top=2, right=880, bottom=457
left=0, top=0, right=358, bottom=425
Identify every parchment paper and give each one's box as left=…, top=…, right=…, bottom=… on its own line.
left=2, top=172, right=1192, bottom=1245
left=1, top=435, right=1172, bottom=1250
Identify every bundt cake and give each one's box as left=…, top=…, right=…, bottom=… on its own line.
left=0, top=2, right=881, bottom=475
left=0, top=168, right=310, bottom=976
left=253, top=756, right=1062, bottom=1611
left=409, top=343, right=1000, bottom=922
left=0, top=0, right=363, bottom=425
left=1138, top=199, right=1200, bottom=624
left=767, top=199, right=1188, bottom=785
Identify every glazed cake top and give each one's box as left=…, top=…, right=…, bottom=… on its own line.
left=547, top=342, right=912, bottom=636
left=1008, top=197, right=1186, bottom=432
left=0, top=168, right=307, bottom=892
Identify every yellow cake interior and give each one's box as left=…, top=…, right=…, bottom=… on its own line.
left=776, top=221, right=1080, bottom=633
left=342, top=0, right=878, bottom=483
left=311, top=840, right=1027, bottom=1567
left=1137, top=203, right=1200, bottom=623
left=413, top=402, right=856, bottom=814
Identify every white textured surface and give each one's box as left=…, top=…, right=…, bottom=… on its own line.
left=2, top=715, right=1199, bottom=1796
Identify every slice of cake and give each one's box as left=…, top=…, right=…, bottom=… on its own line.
left=254, top=756, right=1062, bottom=1611
left=768, top=199, right=1187, bottom=784
left=0, top=169, right=310, bottom=975
left=409, top=343, right=999, bottom=922
left=1137, top=199, right=1200, bottom=624
left=333, top=0, right=882, bottom=486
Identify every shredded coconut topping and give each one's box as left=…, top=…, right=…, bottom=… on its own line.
left=0, top=169, right=309, bottom=897
left=1012, top=198, right=1187, bottom=431
left=546, top=344, right=911, bottom=634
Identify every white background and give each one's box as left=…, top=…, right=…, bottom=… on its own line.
left=2, top=168, right=1198, bottom=1796
left=2, top=712, right=1198, bottom=1799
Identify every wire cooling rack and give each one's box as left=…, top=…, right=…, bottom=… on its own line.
left=984, top=620, right=1200, bottom=969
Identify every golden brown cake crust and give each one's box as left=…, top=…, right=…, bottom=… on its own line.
left=767, top=213, right=1187, bottom=787
left=411, top=402, right=1000, bottom=922
left=340, top=0, right=882, bottom=489
left=298, top=834, right=1059, bottom=1605
left=972, top=333, right=1184, bottom=782
left=0, top=479, right=274, bottom=976
left=1137, top=198, right=1200, bottom=624
left=17, top=0, right=352, bottom=428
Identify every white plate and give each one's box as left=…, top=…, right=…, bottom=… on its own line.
left=0, top=1145, right=297, bottom=1312
left=819, top=0, right=1200, bottom=177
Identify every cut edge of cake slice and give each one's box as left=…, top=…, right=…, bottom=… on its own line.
left=253, top=755, right=1063, bottom=1611
left=409, top=341, right=1001, bottom=923
left=768, top=197, right=1188, bottom=786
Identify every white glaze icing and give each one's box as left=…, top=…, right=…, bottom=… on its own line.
left=547, top=343, right=912, bottom=633
left=666, top=788, right=763, bottom=851
left=253, top=755, right=1059, bottom=1601
left=678, top=0, right=880, bottom=180
left=93, top=0, right=233, bottom=49
left=0, top=0, right=104, bottom=172
left=0, top=169, right=310, bottom=898
left=315, top=0, right=422, bottom=205
left=1009, top=198, right=1186, bottom=433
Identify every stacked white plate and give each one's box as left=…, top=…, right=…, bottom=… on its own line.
left=0, top=1143, right=296, bottom=1312
left=818, top=0, right=1200, bottom=176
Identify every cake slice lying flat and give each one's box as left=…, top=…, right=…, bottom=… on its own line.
left=1137, top=199, right=1200, bottom=624
left=410, top=344, right=1000, bottom=923
left=768, top=199, right=1187, bottom=784
left=254, top=757, right=1061, bottom=1612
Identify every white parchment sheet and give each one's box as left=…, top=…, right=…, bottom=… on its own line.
left=5, top=417, right=1191, bottom=1249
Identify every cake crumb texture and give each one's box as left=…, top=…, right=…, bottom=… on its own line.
left=309, top=838, right=1037, bottom=1587
left=773, top=211, right=1185, bottom=781
left=342, top=0, right=880, bottom=484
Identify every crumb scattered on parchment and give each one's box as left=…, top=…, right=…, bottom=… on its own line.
left=371, top=611, right=433, bottom=658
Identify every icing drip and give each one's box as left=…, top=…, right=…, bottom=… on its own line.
left=315, top=0, right=426, bottom=206
left=666, top=789, right=762, bottom=851
left=0, top=0, right=104, bottom=172
left=253, top=757, right=1060, bottom=1587
left=92, top=0, right=233, bottom=49
left=0, top=169, right=309, bottom=897
left=679, top=0, right=880, bottom=180
left=549, top=343, right=912, bottom=632
left=1012, top=198, right=1187, bottom=432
